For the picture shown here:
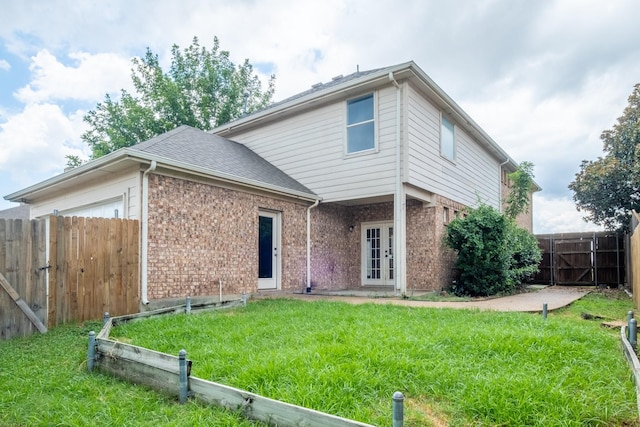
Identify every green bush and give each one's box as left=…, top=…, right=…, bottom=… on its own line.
left=444, top=204, right=541, bottom=296
left=506, top=221, right=542, bottom=287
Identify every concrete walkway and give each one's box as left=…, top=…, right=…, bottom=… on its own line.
left=275, top=286, right=591, bottom=312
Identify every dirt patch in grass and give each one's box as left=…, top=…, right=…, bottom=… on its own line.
left=405, top=397, right=450, bottom=427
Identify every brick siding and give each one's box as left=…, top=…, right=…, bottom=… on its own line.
left=145, top=173, right=470, bottom=297
left=309, top=196, right=465, bottom=292
left=146, top=174, right=309, bottom=299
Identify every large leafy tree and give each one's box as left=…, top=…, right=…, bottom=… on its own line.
left=569, top=84, right=640, bottom=231
left=503, top=161, right=535, bottom=220
left=79, top=36, right=275, bottom=160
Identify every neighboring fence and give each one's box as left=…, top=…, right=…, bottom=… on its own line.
left=48, top=216, right=140, bottom=327
left=533, top=232, right=625, bottom=287
left=630, top=212, right=640, bottom=307
left=0, top=219, right=47, bottom=340
left=1, top=216, right=140, bottom=339
left=90, top=300, right=376, bottom=427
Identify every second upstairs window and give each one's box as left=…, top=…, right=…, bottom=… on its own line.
left=347, top=94, right=375, bottom=153
left=441, top=115, right=455, bottom=161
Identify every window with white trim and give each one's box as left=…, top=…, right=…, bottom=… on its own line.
left=346, top=94, right=375, bottom=153
left=441, top=115, right=455, bottom=160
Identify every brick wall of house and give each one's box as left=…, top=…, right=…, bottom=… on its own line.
left=309, top=197, right=465, bottom=292
left=309, top=203, right=356, bottom=289
left=406, top=196, right=465, bottom=291
left=146, top=174, right=309, bottom=299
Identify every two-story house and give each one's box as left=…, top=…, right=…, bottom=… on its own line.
left=5, top=61, right=531, bottom=306
left=212, top=61, right=531, bottom=295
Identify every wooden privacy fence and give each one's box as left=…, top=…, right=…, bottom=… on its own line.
left=630, top=211, right=640, bottom=307
left=90, top=300, right=376, bottom=427
left=533, top=232, right=625, bottom=287
left=49, top=216, right=140, bottom=327
left=1, top=216, right=140, bottom=339
left=0, top=219, right=47, bottom=340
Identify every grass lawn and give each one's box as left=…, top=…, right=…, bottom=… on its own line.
left=1, top=289, right=638, bottom=426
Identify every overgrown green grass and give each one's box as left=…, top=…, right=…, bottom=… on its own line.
left=0, top=321, right=265, bottom=426
left=108, top=291, right=638, bottom=426
left=1, top=291, right=637, bottom=426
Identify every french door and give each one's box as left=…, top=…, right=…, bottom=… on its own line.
left=258, top=211, right=280, bottom=290
left=361, top=222, right=394, bottom=286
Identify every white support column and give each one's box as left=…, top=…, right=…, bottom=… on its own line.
left=395, top=185, right=407, bottom=295
left=389, top=72, right=406, bottom=295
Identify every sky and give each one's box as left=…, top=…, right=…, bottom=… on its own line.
left=1, top=0, right=639, bottom=234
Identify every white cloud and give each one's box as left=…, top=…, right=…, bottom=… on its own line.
left=533, top=194, right=603, bottom=234
left=1, top=0, right=639, bottom=228
left=0, top=59, right=9, bottom=71
left=0, top=103, right=88, bottom=186
left=14, top=50, right=133, bottom=105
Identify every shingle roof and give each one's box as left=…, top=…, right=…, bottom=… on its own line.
left=130, top=125, right=315, bottom=197
left=263, top=65, right=392, bottom=110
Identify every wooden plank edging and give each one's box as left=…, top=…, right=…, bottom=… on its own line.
left=189, top=376, right=374, bottom=427
left=620, top=326, right=640, bottom=419
left=92, top=299, right=375, bottom=427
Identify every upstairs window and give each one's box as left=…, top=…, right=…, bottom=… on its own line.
left=347, top=94, right=375, bottom=153
left=441, top=116, right=455, bottom=160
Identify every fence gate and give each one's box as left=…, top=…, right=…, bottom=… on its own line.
left=0, top=219, right=47, bottom=340
left=1, top=216, right=140, bottom=339
left=534, top=232, right=625, bottom=287
left=48, top=216, right=140, bottom=327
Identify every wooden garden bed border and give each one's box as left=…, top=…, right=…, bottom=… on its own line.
left=90, top=298, right=375, bottom=427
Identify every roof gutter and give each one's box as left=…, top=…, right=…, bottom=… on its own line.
left=389, top=71, right=406, bottom=295
left=5, top=149, right=318, bottom=204
left=4, top=150, right=135, bottom=202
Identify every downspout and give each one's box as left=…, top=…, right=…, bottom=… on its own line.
left=306, top=199, right=320, bottom=292
left=389, top=72, right=405, bottom=296
left=141, top=160, right=157, bottom=305
left=499, top=158, right=509, bottom=213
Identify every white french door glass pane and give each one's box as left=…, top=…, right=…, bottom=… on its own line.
left=366, top=227, right=381, bottom=280
left=388, top=227, right=394, bottom=280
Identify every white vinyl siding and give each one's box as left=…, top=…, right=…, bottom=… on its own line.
left=223, top=87, right=400, bottom=202
left=61, top=198, right=123, bottom=218
left=406, top=85, right=500, bottom=208
left=30, top=169, right=140, bottom=219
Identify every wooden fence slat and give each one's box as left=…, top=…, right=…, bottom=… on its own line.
left=66, top=217, right=77, bottom=323
left=111, top=219, right=122, bottom=316
left=631, top=211, right=640, bottom=307
left=126, top=219, right=140, bottom=313
left=48, top=216, right=58, bottom=328
left=0, top=271, right=47, bottom=333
